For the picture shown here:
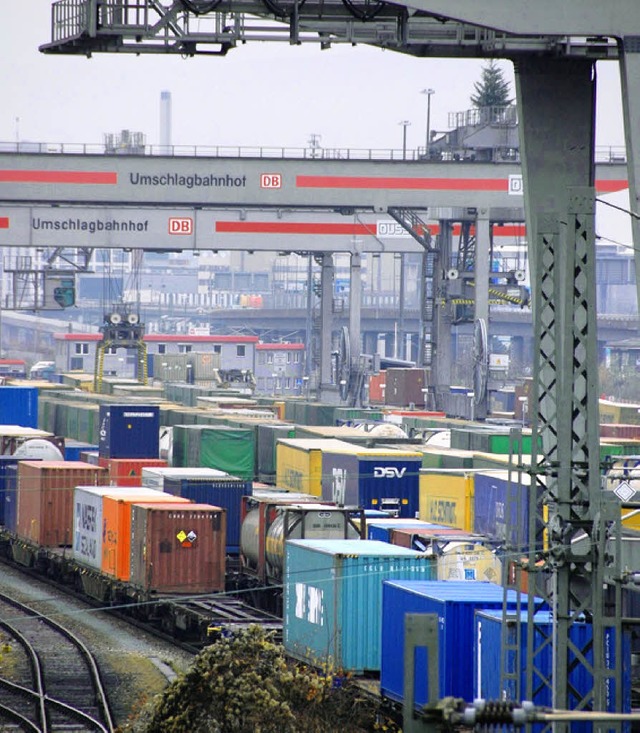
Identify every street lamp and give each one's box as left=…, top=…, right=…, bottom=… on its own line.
left=399, top=120, right=411, bottom=160
left=420, top=88, right=435, bottom=157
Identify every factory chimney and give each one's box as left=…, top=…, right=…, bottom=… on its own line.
left=160, top=90, right=172, bottom=154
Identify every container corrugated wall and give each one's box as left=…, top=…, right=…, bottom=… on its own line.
left=129, top=503, right=226, bottom=592
left=164, top=475, right=251, bottom=553
left=0, top=386, right=38, bottom=428
left=98, top=404, right=160, bottom=459
left=16, top=461, right=106, bottom=546
left=256, top=424, right=296, bottom=483
left=475, top=609, right=631, bottom=729
left=381, top=580, right=526, bottom=708
left=101, top=490, right=192, bottom=580
left=418, top=470, right=475, bottom=530
left=284, top=539, right=435, bottom=673
left=275, top=439, right=352, bottom=496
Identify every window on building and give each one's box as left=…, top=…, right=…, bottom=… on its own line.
left=106, top=346, right=118, bottom=355
left=178, top=344, right=192, bottom=353
left=75, top=343, right=89, bottom=355
left=294, top=352, right=301, bottom=363
left=285, top=377, right=292, bottom=390
left=267, top=352, right=273, bottom=364
left=213, top=345, right=222, bottom=354
left=70, top=357, right=84, bottom=370
left=158, top=344, right=166, bottom=355
left=237, top=345, right=246, bottom=357
left=287, top=352, right=292, bottom=364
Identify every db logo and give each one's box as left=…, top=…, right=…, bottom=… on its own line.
left=168, top=217, right=193, bottom=235
left=260, top=173, right=282, bottom=189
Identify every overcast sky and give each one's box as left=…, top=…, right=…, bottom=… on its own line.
left=0, top=3, right=629, bottom=151
left=0, top=3, right=634, bottom=249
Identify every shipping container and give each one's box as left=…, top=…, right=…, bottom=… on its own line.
left=389, top=525, right=479, bottom=551
left=141, top=466, right=226, bottom=490
left=164, top=473, right=251, bottom=553
left=0, top=456, right=20, bottom=524
left=475, top=609, right=631, bottom=730
left=129, top=503, right=226, bottom=592
left=275, top=439, right=353, bottom=496
left=0, top=386, right=38, bottom=428
left=600, top=424, right=640, bottom=440
left=172, top=424, right=255, bottom=480
left=16, top=461, right=106, bottom=546
left=64, top=439, right=99, bottom=461
left=73, top=485, right=137, bottom=569
left=98, top=404, right=160, bottom=459
left=101, top=490, right=192, bottom=580
left=599, top=398, right=640, bottom=426
left=4, top=464, right=18, bottom=532
left=450, top=426, right=538, bottom=455
left=367, top=371, right=386, bottom=404
left=380, top=580, right=526, bottom=708
left=320, top=447, right=423, bottom=518
left=98, top=457, right=168, bottom=487
left=473, top=470, right=543, bottom=547
left=367, top=519, right=449, bottom=543
left=384, top=368, right=428, bottom=408
left=256, top=424, right=296, bottom=483
left=418, top=470, right=475, bottom=530
left=284, top=539, right=434, bottom=673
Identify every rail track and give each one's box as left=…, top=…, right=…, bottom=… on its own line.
left=0, top=590, right=115, bottom=733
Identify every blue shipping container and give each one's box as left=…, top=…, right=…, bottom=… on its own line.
left=64, top=440, right=99, bottom=462
left=163, top=474, right=252, bottom=554
left=321, top=450, right=422, bottom=518
left=0, top=386, right=38, bottom=428
left=473, top=471, right=542, bottom=548
left=380, top=579, right=528, bottom=708
left=367, top=519, right=450, bottom=543
left=0, top=456, right=19, bottom=524
left=476, top=610, right=631, bottom=732
left=98, top=405, right=160, bottom=459
left=3, top=464, right=18, bottom=532
left=284, top=539, right=434, bottom=674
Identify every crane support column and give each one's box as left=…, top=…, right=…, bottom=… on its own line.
left=349, top=251, right=362, bottom=371
left=319, top=253, right=334, bottom=389
left=473, top=209, right=491, bottom=420
left=619, top=38, right=640, bottom=317
left=433, top=220, right=453, bottom=410
left=516, top=56, right=620, bottom=726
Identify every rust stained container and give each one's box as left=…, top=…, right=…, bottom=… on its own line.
left=130, top=503, right=226, bottom=593
left=390, top=526, right=477, bottom=550
left=101, top=490, right=191, bottom=580
left=16, top=460, right=106, bottom=547
left=98, top=457, right=168, bottom=487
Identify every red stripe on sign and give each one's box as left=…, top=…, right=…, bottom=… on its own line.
left=296, top=175, right=509, bottom=191
left=215, top=221, right=376, bottom=235
left=0, top=170, right=117, bottom=184
left=595, top=180, right=629, bottom=193
left=0, top=217, right=8, bottom=229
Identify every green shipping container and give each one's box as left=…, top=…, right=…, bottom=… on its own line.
left=199, top=426, right=255, bottom=480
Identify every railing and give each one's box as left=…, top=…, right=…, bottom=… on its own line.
left=0, top=140, right=628, bottom=164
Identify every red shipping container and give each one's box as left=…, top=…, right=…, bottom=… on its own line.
left=17, top=461, right=106, bottom=546
left=129, top=503, right=226, bottom=593
left=369, top=371, right=386, bottom=404
left=98, top=457, right=168, bottom=487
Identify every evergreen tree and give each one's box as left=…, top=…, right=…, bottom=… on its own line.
left=470, top=60, right=512, bottom=108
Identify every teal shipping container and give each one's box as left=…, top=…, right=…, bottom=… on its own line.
left=283, top=539, right=434, bottom=674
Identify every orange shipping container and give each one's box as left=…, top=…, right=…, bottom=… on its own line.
left=130, top=503, right=226, bottom=593
left=101, top=490, right=191, bottom=580
left=17, top=461, right=106, bottom=547
left=368, top=371, right=386, bottom=404
left=98, top=457, right=168, bottom=487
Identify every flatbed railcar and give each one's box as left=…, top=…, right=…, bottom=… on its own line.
left=0, top=527, right=281, bottom=646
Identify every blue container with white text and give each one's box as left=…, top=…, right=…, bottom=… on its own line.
left=284, top=539, right=434, bottom=674
left=320, top=448, right=422, bottom=518
left=475, top=610, right=631, bottom=732
left=380, top=580, right=528, bottom=708
left=163, top=472, right=252, bottom=553
left=98, top=404, right=159, bottom=459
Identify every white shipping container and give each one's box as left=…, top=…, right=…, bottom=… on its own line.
left=73, top=486, right=130, bottom=569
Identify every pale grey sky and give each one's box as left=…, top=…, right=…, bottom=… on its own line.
left=0, top=3, right=633, bottom=249
left=0, top=3, right=627, bottom=152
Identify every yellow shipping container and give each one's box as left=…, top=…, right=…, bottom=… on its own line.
left=275, top=438, right=354, bottom=496
left=418, top=470, right=475, bottom=531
